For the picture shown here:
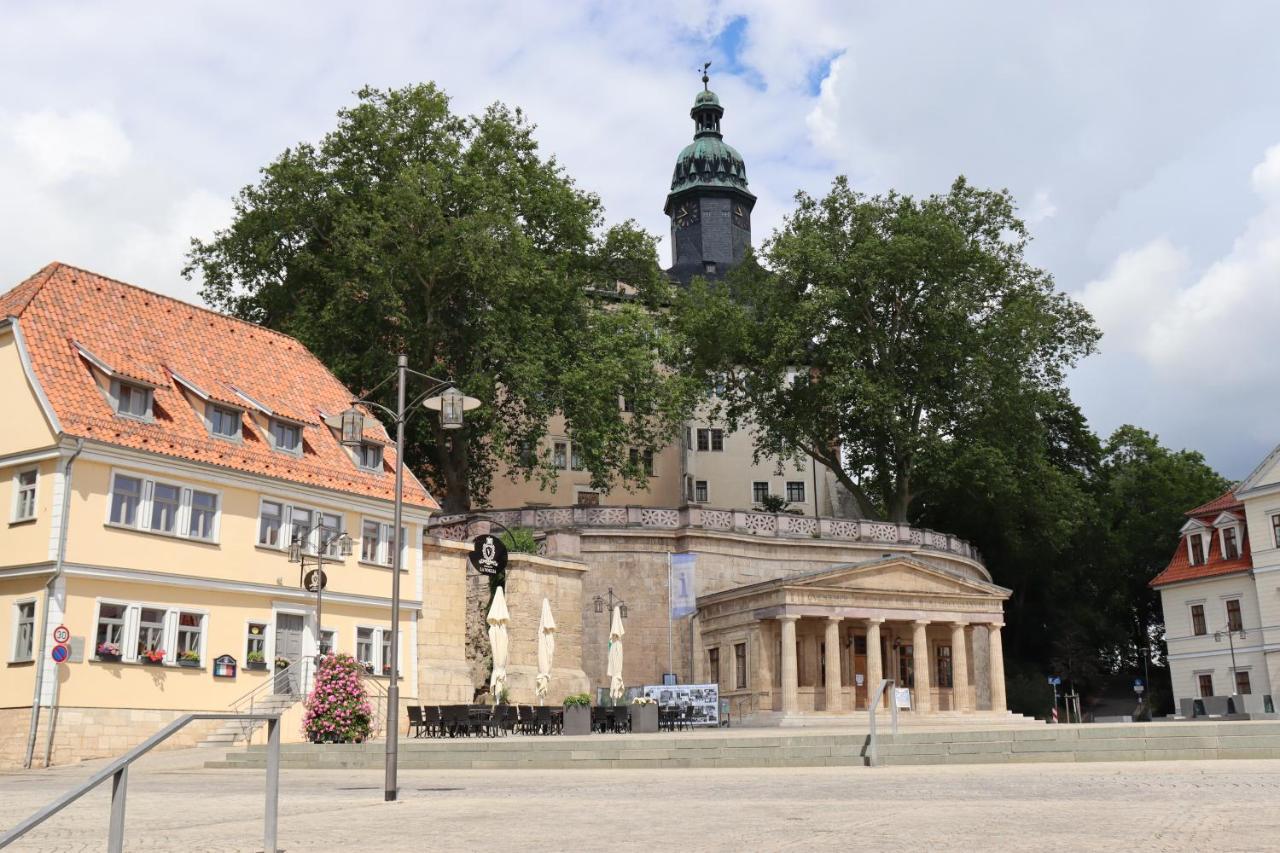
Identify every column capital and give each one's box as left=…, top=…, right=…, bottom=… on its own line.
left=825, top=614, right=842, bottom=623
left=865, top=616, right=885, bottom=625
left=949, top=620, right=971, bottom=629
left=778, top=614, right=800, bottom=623
left=912, top=619, right=932, bottom=627
left=986, top=622, right=1005, bottom=630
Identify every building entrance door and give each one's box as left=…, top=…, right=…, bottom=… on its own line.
left=850, top=632, right=867, bottom=709
left=274, top=614, right=304, bottom=694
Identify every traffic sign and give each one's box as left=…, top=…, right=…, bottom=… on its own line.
left=1133, top=678, right=1144, bottom=688
left=51, top=643, right=69, bottom=664
left=52, top=625, right=70, bottom=644
left=1047, top=676, right=1061, bottom=686
left=303, top=568, right=328, bottom=592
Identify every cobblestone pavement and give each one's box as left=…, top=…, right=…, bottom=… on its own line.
left=3, top=750, right=1279, bottom=852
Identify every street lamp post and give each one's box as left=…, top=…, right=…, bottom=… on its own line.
left=287, top=522, right=353, bottom=666
left=593, top=587, right=629, bottom=619
left=1213, top=622, right=1247, bottom=694
left=340, top=354, right=478, bottom=803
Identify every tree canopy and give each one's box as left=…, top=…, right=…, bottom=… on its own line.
left=187, top=84, right=700, bottom=511
left=675, top=175, right=1100, bottom=521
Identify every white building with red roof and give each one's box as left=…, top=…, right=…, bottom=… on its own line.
left=1152, top=446, right=1280, bottom=712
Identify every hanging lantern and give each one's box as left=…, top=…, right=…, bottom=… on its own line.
left=340, top=405, right=365, bottom=447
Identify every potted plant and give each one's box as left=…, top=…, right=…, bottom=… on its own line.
left=628, top=696, right=659, bottom=733
left=177, top=649, right=201, bottom=668
left=245, top=650, right=267, bottom=671
left=142, top=648, right=166, bottom=666
left=562, top=693, right=592, bottom=736
left=96, top=642, right=122, bottom=662
left=274, top=656, right=291, bottom=671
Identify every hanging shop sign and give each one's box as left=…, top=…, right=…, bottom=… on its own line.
left=469, top=534, right=508, bottom=575
left=213, top=655, right=237, bottom=678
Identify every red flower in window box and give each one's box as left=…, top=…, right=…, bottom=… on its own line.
left=142, top=649, right=166, bottom=664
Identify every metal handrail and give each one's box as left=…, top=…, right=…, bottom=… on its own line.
left=0, top=712, right=282, bottom=853
left=222, top=655, right=309, bottom=746
left=360, top=672, right=391, bottom=739
left=866, top=678, right=899, bottom=768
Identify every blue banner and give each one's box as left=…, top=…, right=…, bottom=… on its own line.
left=670, top=553, right=697, bottom=618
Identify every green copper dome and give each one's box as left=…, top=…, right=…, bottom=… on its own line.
left=670, top=136, right=750, bottom=193
left=667, top=87, right=754, bottom=197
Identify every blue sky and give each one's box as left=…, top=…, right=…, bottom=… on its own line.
left=3, top=1, right=1278, bottom=479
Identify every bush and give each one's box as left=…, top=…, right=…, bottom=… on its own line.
left=303, top=653, right=373, bottom=743
left=563, top=693, right=591, bottom=708
left=500, top=526, right=539, bottom=554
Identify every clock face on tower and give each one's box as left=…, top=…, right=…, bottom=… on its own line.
left=674, top=202, right=700, bottom=229
left=732, top=203, right=748, bottom=228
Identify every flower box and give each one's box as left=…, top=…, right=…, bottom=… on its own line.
left=245, top=660, right=268, bottom=671
left=141, top=657, right=165, bottom=666
left=177, top=659, right=201, bottom=668
left=96, top=652, right=122, bottom=663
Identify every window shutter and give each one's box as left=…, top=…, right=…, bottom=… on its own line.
left=123, top=606, right=141, bottom=662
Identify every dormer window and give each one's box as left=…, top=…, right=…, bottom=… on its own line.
left=1188, top=534, right=1205, bottom=566
left=1223, top=526, right=1240, bottom=560
left=269, top=419, right=301, bottom=454
left=209, top=404, right=241, bottom=439
left=356, top=443, right=383, bottom=471
left=114, top=380, right=152, bottom=419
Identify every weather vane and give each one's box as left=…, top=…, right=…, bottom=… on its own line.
left=700, top=60, right=711, bottom=91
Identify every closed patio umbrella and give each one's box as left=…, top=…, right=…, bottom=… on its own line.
left=606, top=605, right=625, bottom=702
left=487, top=586, right=510, bottom=702
left=536, top=598, right=557, bottom=705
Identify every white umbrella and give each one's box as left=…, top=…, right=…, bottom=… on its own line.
left=606, top=605, right=625, bottom=702
left=535, top=598, right=557, bottom=705
left=487, top=586, right=510, bottom=702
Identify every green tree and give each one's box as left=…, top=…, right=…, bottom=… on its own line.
left=1089, top=426, right=1229, bottom=669
left=187, top=84, right=699, bottom=511
left=675, top=176, right=1100, bottom=521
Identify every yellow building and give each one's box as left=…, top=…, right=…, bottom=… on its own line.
left=0, top=263, right=437, bottom=767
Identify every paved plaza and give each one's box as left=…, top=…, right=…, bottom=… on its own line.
left=3, top=749, right=1280, bottom=852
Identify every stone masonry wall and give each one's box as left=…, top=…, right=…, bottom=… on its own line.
left=0, top=706, right=222, bottom=769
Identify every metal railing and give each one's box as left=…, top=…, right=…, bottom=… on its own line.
left=866, top=679, right=900, bottom=768
left=221, top=656, right=310, bottom=745
left=360, top=671, right=391, bottom=739
left=0, top=713, right=282, bottom=853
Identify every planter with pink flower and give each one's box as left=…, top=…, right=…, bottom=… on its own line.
left=303, top=653, right=373, bottom=744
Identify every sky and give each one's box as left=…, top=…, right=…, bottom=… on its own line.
left=3, top=1, right=1277, bottom=479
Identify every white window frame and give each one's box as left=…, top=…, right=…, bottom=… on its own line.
left=106, top=469, right=222, bottom=544
left=1186, top=531, right=1207, bottom=566
left=257, top=497, right=343, bottom=555
left=1187, top=600, right=1207, bottom=636
left=245, top=620, right=269, bottom=664
left=1272, top=513, right=1280, bottom=549
left=354, top=625, right=400, bottom=677
left=92, top=598, right=209, bottom=665
left=11, top=467, right=38, bottom=523
left=11, top=598, right=36, bottom=662
left=175, top=611, right=206, bottom=663
left=359, top=517, right=408, bottom=568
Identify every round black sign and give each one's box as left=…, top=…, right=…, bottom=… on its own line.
left=303, top=568, right=328, bottom=592
left=468, top=534, right=508, bottom=575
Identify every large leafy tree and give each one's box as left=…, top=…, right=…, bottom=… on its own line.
left=676, top=175, right=1100, bottom=521
left=187, top=85, right=699, bottom=511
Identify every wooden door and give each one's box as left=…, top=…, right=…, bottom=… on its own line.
left=274, top=614, right=304, bottom=694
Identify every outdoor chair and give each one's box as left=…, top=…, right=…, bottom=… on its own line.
left=407, top=705, right=426, bottom=738
left=591, top=706, right=609, bottom=733
left=469, top=705, right=498, bottom=737
left=442, top=705, right=471, bottom=737
left=519, top=705, right=538, bottom=734
left=534, top=706, right=558, bottom=735
left=498, top=704, right=519, bottom=736
left=658, top=706, right=676, bottom=732
left=422, top=705, right=443, bottom=738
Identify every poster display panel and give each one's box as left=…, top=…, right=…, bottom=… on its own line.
left=641, top=683, right=720, bottom=726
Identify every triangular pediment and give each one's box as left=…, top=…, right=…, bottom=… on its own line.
left=785, top=557, right=1007, bottom=599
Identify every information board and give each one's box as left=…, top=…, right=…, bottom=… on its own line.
left=641, top=683, right=720, bottom=726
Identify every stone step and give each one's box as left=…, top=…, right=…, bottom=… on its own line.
left=208, top=720, right=1280, bottom=770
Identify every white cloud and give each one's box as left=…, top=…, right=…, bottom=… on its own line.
left=1080, top=238, right=1190, bottom=359
left=11, top=109, right=131, bottom=183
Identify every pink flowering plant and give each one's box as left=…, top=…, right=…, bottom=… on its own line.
left=303, top=653, right=373, bottom=744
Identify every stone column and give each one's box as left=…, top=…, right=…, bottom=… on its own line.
left=865, top=618, right=883, bottom=710
left=988, top=623, right=1007, bottom=712
left=804, top=632, right=819, bottom=687
left=912, top=620, right=932, bottom=714
left=824, top=616, right=842, bottom=712
left=950, top=622, right=970, bottom=712
left=779, top=615, right=799, bottom=714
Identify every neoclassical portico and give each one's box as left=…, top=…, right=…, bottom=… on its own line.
left=695, top=556, right=1011, bottom=722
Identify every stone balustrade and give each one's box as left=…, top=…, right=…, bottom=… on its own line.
left=430, top=505, right=983, bottom=566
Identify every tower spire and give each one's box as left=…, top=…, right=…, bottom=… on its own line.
left=701, top=60, right=711, bottom=91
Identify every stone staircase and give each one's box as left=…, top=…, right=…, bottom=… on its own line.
left=205, top=720, right=1280, bottom=769
left=196, top=693, right=299, bottom=749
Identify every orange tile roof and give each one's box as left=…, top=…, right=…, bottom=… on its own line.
left=1, top=263, right=437, bottom=511
left=1150, top=489, right=1250, bottom=587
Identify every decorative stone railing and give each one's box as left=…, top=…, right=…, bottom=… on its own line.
left=430, top=505, right=983, bottom=566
